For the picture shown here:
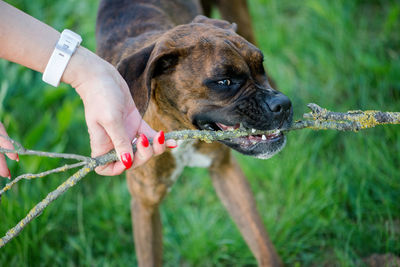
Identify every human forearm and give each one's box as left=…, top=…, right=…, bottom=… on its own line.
left=0, top=1, right=60, bottom=73
left=0, top=1, right=98, bottom=88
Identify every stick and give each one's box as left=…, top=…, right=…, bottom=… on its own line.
left=0, top=103, right=399, bottom=248
left=303, top=103, right=400, bottom=130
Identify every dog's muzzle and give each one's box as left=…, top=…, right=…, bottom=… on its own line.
left=194, top=89, right=293, bottom=159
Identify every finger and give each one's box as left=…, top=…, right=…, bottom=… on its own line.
left=152, top=131, right=166, bottom=155
left=86, top=122, right=126, bottom=176
left=103, top=118, right=134, bottom=170
left=132, top=134, right=154, bottom=168
left=0, top=123, right=18, bottom=161
left=0, top=154, right=11, bottom=179
left=94, top=161, right=126, bottom=176
left=166, top=139, right=178, bottom=149
left=87, top=122, right=112, bottom=157
left=131, top=116, right=177, bottom=149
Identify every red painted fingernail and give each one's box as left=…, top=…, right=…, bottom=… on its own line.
left=167, top=145, right=177, bottom=149
left=121, top=153, right=133, bottom=169
left=16, top=154, right=19, bottom=162
left=158, top=131, right=165, bottom=145
left=7, top=169, right=11, bottom=180
left=141, top=134, right=149, bottom=148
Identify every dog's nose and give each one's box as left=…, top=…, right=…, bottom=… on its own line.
left=266, top=93, right=292, bottom=114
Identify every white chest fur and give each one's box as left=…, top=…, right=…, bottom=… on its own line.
left=168, top=140, right=212, bottom=183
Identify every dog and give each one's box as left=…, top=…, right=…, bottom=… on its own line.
left=96, top=0, right=293, bottom=266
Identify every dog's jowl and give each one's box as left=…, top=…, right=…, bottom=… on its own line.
left=97, top=0, right=292, bottom=266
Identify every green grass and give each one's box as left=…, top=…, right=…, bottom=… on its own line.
left=1, top=0, right=399, bottom=266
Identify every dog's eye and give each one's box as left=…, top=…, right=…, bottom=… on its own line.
left=205, top=77, right=244, bottom=95
left=217, top=79, right=231, bottom=86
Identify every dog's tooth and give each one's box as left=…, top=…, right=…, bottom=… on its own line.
left=251, top=128, right=256, bottom=133
left=262, top=135, right=266, bottom=140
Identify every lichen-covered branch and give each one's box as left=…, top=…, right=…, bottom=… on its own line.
left=1, top=103, right=399, bottom=248
left=0, top=163, right=95, bottom=248
left=0, top=162, right=87, bottom=196
left=302, top=103, right=400, bottom=131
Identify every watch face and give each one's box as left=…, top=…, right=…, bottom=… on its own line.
left=58, top=30, right=82, bottom=55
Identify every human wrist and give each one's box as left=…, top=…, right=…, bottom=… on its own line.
left=61, top=46, right=94, bottom=88
left=61, top=46, right=118, bottom=98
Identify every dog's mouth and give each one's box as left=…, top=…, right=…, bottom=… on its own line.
left=216, top=122, right=283, bottom=144
left=197, top=121, right=286, bottom=159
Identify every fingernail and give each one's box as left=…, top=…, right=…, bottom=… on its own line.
left=158, top=131, right=165, bottom=145
left=16, top=154, right=19, bottom=162
left=7, top=169, right=11, bottom=180
left=141, top=134, right=149, bottom=148
left=121, top=153, right=133, bottom=169
left=167, top=145, right=177, bottom=149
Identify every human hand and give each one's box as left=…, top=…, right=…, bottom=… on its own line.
left=0, top=122, right=18, bottom=178
left=64, top=47, right=177, bottom=176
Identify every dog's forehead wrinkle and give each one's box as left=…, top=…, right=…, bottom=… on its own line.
left=205, top=47, right=249, bottom=76
left=222, top=39, right=244, bottom=57
left=216, top=39, right=264, bottom=73
left=211, top=56, right=248, bottom=75
left=199, top=36, right=212, bottom=44
left=165, top=23, right=233, bottom=47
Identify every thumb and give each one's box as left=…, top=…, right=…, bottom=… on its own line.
left=104, top=119, right=134, bottom=170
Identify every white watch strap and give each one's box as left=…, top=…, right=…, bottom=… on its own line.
left=42, top=29, right=82, bottom=87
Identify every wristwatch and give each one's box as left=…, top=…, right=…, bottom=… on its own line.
left=42, top=29, right=82, bottom=87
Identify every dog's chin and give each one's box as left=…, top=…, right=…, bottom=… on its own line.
left=196, top=121, right=287, bottom=159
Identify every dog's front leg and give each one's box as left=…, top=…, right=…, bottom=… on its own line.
left=209, top=154, right=282, bottom=267
left=127, top=167, right=167, bottom=267
left=131, top=198, right=163, bottom=267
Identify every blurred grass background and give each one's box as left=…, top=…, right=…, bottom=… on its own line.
left=0, top=0, right=399, bottom=266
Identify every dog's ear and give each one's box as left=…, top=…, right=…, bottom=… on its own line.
left=117, top=44, right=156, bottom=116
left=192, top=15, right=237, bottom=32
left=117, top=42, right=185, bottom=116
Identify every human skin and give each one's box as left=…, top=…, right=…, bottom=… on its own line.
left=0, top=1, right=177, bottom=178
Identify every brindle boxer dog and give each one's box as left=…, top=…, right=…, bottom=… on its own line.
left=96, top=0, right=292, bottom=266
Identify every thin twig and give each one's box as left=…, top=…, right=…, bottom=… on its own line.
left=0, top=147, right=91, bottom=162
left=0, top=134, right=23, bottom=150
left=0, top=134, right=91, bottom=162
left=0, top=162, right=96, bottom=248
left=0, top=162, right=87, bottom=196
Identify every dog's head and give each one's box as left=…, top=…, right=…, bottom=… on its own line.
left=117, top=15, right=293, bottom=159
